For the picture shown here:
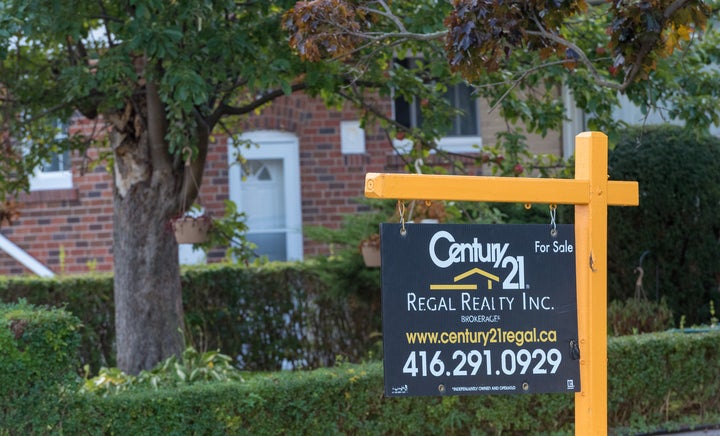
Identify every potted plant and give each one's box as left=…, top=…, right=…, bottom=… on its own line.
left=356, top=200, right=449, bottom=267
left=409, top=199, right=448, bottom=223
left=171, top=211, right=213, bottom=244
left=359, top=232, right=381, bottom=267
left=172, top=147, right=214, bottom=245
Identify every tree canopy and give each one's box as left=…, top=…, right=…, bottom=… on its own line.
left=0, top=0, right=718, bottom=372
left=286, top=0, right=719, bottom=146
left=2, top=0, right=719, bottom=191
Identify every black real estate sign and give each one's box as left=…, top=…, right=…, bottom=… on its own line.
left=381, top=223, right=581, bottom=397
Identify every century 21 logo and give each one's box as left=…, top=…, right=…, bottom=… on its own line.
left=428, top=231, right=526, bottom=290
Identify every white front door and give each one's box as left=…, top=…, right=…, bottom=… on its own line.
left=228, top=131, right=303, bottom=261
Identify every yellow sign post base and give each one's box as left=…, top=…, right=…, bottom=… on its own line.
left=365, top=132, right=639, bottom=435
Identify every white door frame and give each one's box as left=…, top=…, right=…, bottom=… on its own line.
left=228, top=130, right=303, bottom=261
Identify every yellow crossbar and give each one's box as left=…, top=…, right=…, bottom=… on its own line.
left=365, top=173, right=638, bottom=206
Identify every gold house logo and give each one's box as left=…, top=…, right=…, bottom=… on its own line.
left=430, top=268, right=500, bottom=291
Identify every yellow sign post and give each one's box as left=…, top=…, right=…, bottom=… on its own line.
left=365, top=132, right=638, bottom=435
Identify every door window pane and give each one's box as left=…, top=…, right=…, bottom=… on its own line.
left=242, top=159, right=288, bottom=260
left=247, top=232, right=287, bottom=261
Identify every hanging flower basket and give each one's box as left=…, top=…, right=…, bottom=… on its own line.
left=172, top=215, right=213, bottom=244
left=360, top=233, right=381, bottom=267
left=173, top=147, right=213, bottom=244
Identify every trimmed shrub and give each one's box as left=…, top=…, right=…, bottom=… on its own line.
left=608, top=330, right=720, bottom=428
left=0, top=260, right=381, bottom=374
left=0, top=301, right=82, bottom=432
left=63, top=366, right=575, bottom=435
left=1, top=312, right=718, bottom=435
left=0, top=275, right=114, bottom=371
left=181, top=260, right=381, bottom=370
left=608, top=125, right=720, bottom=325
left=50, top=330, right=720, bottom=435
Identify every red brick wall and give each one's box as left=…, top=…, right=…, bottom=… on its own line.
left=0, top=94, right=397, bottom=275
left=0, top=162, right=114, bottom=275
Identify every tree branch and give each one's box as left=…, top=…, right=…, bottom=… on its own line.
left=525, top=19, right=627, bottom=91
left=179, top=110, right=210, bottom=212
left=361, top=1, right=407, bottom=33
left=210, top=82, right=308, bottom=125
left=146, top=78, right=172, bottom=175
left=619, top=0, right=692, bottom=86
left=482, top=59, right=573, bottom=113
left=344, top=30, right=447, bottom=42
left=97, top=0, right=118, bottom=48
left=664, top=0, right=694, bottom=19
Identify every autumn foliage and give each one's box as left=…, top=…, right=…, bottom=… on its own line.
left=285, top=0, right=711, bottom=87
left=607, top=0, right=709, bottom=80
left=284, top=0, right=376, bottom=62
left=444, top=0, right=589, bottom=79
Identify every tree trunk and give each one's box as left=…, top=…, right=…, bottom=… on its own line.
left=107, top=72, right=210, bottom=374
left=110, top=106, right=186, bottom=374
left=113, top=180, right=184, bottom=375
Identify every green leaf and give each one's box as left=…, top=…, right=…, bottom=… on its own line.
left=174, top=363, right=187, bottom=382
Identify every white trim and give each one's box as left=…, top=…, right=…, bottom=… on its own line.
left=436, top=135, right=483, bottom=153
left=29, top=170, right=73, bottom=191
left=392, top=135, right=483, bottom=154
left=228, top=130, right=304, bottom=261
left=0, top=234, right=55, bottom=277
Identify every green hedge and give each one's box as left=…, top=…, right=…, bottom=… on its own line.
left=0, top=274, right=114, bottom=373
left=62, top=365, right=575, bottom=435
left=608, top=330, right=720, bottom=427
left=0, top=259, right=381, bottom=373
left=3, top=321, right=717, bottom=434
left=0, top=301, right=81, bottom=433
left=56, top=330, right=720, bottom=433
left=181, top=260, right=381, bottom=370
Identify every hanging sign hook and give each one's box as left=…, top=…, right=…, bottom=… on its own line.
left=397, top=200, right=407, bottom=236
left=549, top=204, right=558, bottom=237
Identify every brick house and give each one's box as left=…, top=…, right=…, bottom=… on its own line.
left=0, top=90, right=566, bottom=276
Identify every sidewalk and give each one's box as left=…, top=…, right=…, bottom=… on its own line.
left=646, top=425, right=720, bottom=435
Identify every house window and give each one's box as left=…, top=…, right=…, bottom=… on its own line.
left=28, top=120, right=73, bottom=191
left=393, top=60, right=482, bottom=153
left=41, top=150, right=71, bottom=172
left=395, top=83, right=479, bottom=136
